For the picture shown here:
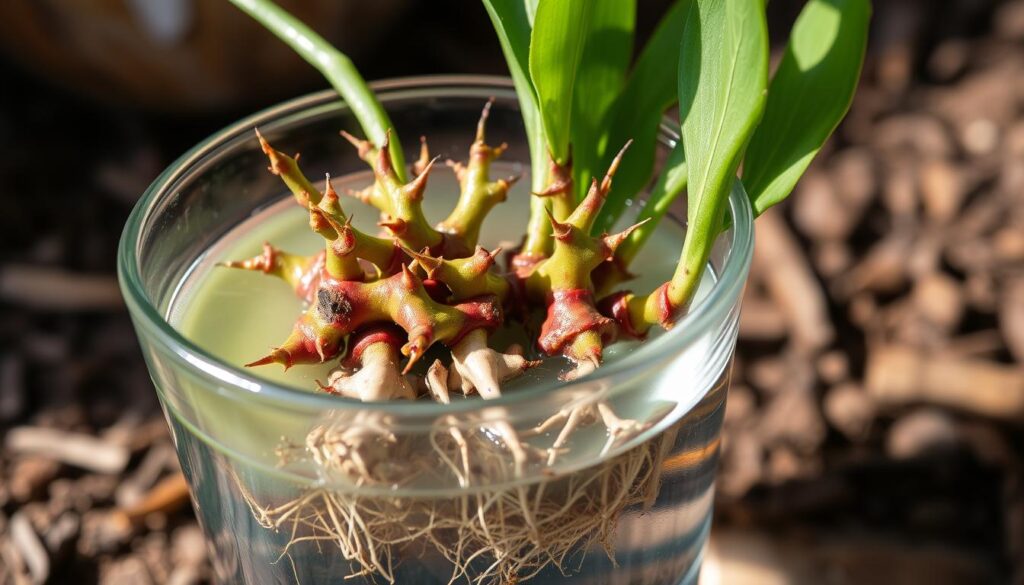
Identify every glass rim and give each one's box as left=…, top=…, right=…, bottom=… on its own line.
left=117, top=74, right=754, bottom=418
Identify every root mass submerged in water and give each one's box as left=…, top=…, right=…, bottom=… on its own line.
left=239, top=425, right=668, bottom=585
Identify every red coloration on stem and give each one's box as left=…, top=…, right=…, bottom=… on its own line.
left=538, top=289, right=615, bottom=356
left=510, top=252, right=545, bottom=279
left=421, top=278, right=449, bottom=302
left=296, top=252, right=326, bottom=302
left=652, top=282, right=677, bottom=328
left=345, top=324, right=406, bottom=366
left=598, top=290, right=645, bottom=340
left=245, top=310, right=344, bottom=369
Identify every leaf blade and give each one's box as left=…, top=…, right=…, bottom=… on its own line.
left=570, top=0, right=636, bottom=202
left=743, top=0, right=871, bottom=216
left=528, top=0, right=595, bottom=164
left=671, top=0, right=768, bottom=306
left=592, top=0, right=691, bottom=234
left=481, top=0, right=547, bottom=192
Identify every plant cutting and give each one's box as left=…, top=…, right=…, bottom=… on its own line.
left=124, top=0, right=869, bottom=583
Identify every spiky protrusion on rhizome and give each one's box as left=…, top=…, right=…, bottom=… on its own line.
left=519, top=141, right=648, bottom=380
left=436, top=99, right=519, bottom=256
left=340, top=129, right=445, bottom=253
left=219, top=243, right=324, bottom=303
left=234, top=117, right=528, bottom=400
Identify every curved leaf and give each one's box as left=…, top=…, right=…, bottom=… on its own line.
left=671, top=0, right=768, bottom=305
left=529, top=0, right=595, bottom=164
left=743, top=0, right=871, bottom=216
left=570, top=0, right=636, bottom=202
left=592, top=0, right=691, bottom=234
left=482, top=0, right=547, bottom=191
left=229, top=0, right=406, bottom=180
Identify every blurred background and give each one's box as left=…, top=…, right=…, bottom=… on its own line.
left=0, top=0, right=1021, bottom=583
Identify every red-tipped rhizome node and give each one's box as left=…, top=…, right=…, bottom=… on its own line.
left=521, top=141, right=648, bottom=380
left=339, top=129, right=453, bottom=255
left=435, top=98, right=518, bottom=257
left=220, top=242, right=325, bottom=303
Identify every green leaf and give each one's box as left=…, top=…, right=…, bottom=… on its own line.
left=592, top=0, right=691, bottom=234
left=529, top=0, right=595, bottom=165
left=481, top=0, right=547, bottom=191
left=570, top=0, right=636, bottom=202
left=743, top=0, right=871, bottom=216
left=618, top=141, right=687, bottom=266
left=671, top=0, right=768, bottom=306
left=229, top=0, right=406, bottom=180
left=524, top=0, right=539, bottom=27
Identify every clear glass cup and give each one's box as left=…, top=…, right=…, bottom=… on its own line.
left=118, top=76, right=753, bottom=585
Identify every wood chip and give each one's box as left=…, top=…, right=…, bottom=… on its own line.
left=912, top=272, right=964, bottom=330
left=752, top=210, right=834, bottom=351
left=1000, top=277, right=1024, bottom=363
left=837, top=235, right=914, bottom=297
left=10, top=512, right=48, bottom=585
left=866, top=345, right=1024, bottom=420
left=793, top=172, right=853, bottom=240
left=739, top=296, right=788, bottom=341
left=5, top=427, right=129, bottom=474
left=886, top=409, right=961, bottom=459
left=0, top=265, right=122, bottom=311
left=102, top=557, right=154, bottom=585
left=114, top=474, right=191, bottom=527
left=8, top=458, right=60, bottom=502
left=44, top=513, right=80, bottom=557
left=919, top=159, right=964, bottom=223
left=824, top=383, right=876, bottom=442
left=116, top=444, right=176, bottom=509
left=816, top=351, right=850, bottom=385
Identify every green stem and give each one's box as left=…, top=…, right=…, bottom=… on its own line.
left=521, top=190, right=554, bottom=260
left=230, top=0, right=407, bottom=181
left=617, top=142, right=687, bottom=266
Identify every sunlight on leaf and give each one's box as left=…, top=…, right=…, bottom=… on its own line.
left=592, top=0, right=691, bottom=234
left=570, top=0, right=636, bottom=202
left=743, top=0, right=871, bottom=216
left=529, top=0, right=595, bottom=165
left=671, top=0, right=768, bottom=306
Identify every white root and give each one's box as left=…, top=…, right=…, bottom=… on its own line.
left=561, top=355, right=599, bottom=382
left=322, top=342, right=416, bottom=402
left=425, top=360, right=472, bottom=487
left=450, top=329, right=540, bottom=398
left=529, top=398, right=653, bottom=464
left=427, top=342, right=536, bottom=476
left=239, top=431, right=665, bottom=585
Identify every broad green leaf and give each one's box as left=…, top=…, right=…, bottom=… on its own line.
left=672, top=0, right=768, bottom=305
left=524, top=0, right=539, bottom=27
left=743, top=0, right=870, bottom=216
left=592, top=0, right=691, bottom=234
left=529, top=0, right=595, bottom=165
left=481, top=0, right=547, bottom=192
left=230, top=0, right=406, bottom=180
left=570, top=0, right=636, bottom=202
left=618, top=142, right=687, bottom=265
